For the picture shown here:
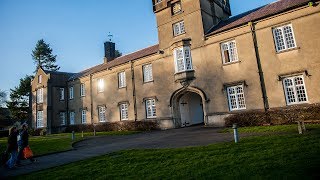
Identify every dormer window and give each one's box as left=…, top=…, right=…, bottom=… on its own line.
left=172, top=1, right=182, bottom=15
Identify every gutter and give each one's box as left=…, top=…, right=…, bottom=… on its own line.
left=130, top=61, right=138, bottom=121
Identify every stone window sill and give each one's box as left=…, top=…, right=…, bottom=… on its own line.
left=276, top=47, right=300, bottom=54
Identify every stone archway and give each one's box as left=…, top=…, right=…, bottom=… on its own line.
left=170, top=87, right=209, bottom=128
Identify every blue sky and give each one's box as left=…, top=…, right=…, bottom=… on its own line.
left=0, top=0, right=275, bottom=99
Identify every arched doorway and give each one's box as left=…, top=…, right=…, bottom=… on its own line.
left=170, top=87, right=209, bottom=128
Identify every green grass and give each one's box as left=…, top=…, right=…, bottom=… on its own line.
left=0, top=131, right=140, bottom=156
left=17, top=127, right=320, bottom=179
left=219, top=124, right=320, bottom=133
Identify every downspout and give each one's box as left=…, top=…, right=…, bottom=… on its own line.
left=249, top=22, right=269, bottom=111
left=66, top=81, right=69, bottom=125
left=90, top=74, right=94, bottom=124
left=131, top=61, right=138, bottom=121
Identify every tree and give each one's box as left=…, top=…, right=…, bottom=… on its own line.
left=115, top=50, right=122, bottom=58
left=32, top=39, right=60, bottom=72
left=6, top=75, right=33, bottom=121
left=0, top=89, right=6, bottom=107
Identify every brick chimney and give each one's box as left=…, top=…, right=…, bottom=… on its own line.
left=104, top=41, right=116, bottom=63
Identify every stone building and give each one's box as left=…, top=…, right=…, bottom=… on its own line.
left=31, top=0, right=320, bottom=132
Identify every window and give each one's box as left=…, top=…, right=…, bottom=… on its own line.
left=80, top=83, right=86, bottom=97
left=145, top=99, right=157, bottom=118
left=155, top=0, right=162, bottom=4
left=118, top=72, right=126, bottom=88
left=143, top=64, right=153, bottom=83
left=221, top=40, right=239, bottom=64
left=60, top=112, right=66, bottom=126
left=120, top=103, right=129, bottom=120
left=37, top=111, right=44, bottom=128
left=98, top=79, right=104, bottom=93
left=81, top=110, right=87, bottom=124
left=172, top=1, right=182, bottom=15
left=59, top=88, right=65, bottom=100
left=37, top=88, right=43, bottom=103
left=69, top=111, right=75, bottom=125
left=98, top=106, right=106, bottom=122
left=227, top=85, right=246, bottom=111
left=173, top=21, right=185, bottom=36
left=283, top=75, right=308, bottom=105
left=38, top=75, right=42, bottom=84
left=273, top=24, right=296, bottom=52
left=69, top=86, right=74, bottom=100
left=173, top=46, right=193, bottom=73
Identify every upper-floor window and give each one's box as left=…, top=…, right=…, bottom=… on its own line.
left=145, top=99, right=157, bottom=118
left=173, top=21, right=185, bottom=36
left=69, top=111, right=75, bottom=125
left=38, top=75, right=42, bottom=84
left=118, top=72, right=126, bottom=88
left=273, top=24, right=296, bottom=52
left=221, top=40, right=239, bottom=64
left=60, top=112, right=66, bottom=126
left=59, top=88, right=65, bottom=101
left=80, top=83, right=86, bottom=97
left=98, top=78, right=104, bottom=93
left=37, top=88, right=43, bottom=103
left=283, top=75, right=308, bottom=105
left=37, top=111, right=44, bottom=128
left=155, top=0, right=162, bottom=4
left=81, top=110, right=87, bottom=124
left=172, top=1, right=182, bottom=15
left=69, top=86, right=74, bottom=100
left=173, top=46, right=193, bottom=73
left=227, top=84, right=246, bottom=111
left=98, top=106, right=106, bottom=122
left=120, top=103, right=129, bottom=120
left=143, top=64, right=153, bottom=83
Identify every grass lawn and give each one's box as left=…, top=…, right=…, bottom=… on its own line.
left=0, top=131, right=140, bottom=156
left=17, top=125, right=320, bottom=179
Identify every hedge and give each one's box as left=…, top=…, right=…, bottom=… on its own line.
left=225, top=103, right=320, bottom=127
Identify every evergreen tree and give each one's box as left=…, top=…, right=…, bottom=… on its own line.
left=0, top=89, right=6, bottom=107
left=32, top=39, right=60, bottom=72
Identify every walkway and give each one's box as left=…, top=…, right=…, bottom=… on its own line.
left=0, top=126, right=238, bottom=177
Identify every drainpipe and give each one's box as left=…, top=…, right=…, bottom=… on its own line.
left=90, top=74, right=94, bottom=124
left=66, top=81, right=69, bottom=125
left=131, top=61, right=137, bottom=121
left=249, top=22, right=269, bottom=111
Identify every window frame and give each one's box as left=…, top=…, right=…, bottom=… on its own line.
left=81, top=110, right=87, bottom=124
left=173, top=21, right=185, bottom=37
left=272, top=24, right=297, bottom=52
left=143, top=64, right=153, bottom=83
left=145, top=98, right=157, bottom=119
left=98, top=78, right=104, bottom=93
left=282, top=75, right=308, bottom=105
left=37, top=88, right=43, bottom=104
left=118, top=71, right=126, bottom=88
left=69, top=111, right=75, bottom=125
left=220, top=40, right=239, bottom=64
left=119, top=103, right=129, bottom=121
left=98, top=106, right=106, bottom=122
left=37, top=111, right=44, bottom=128
left=59, top=88, right=65, bottom=101
left=38, top=75, right=42, bottom=84
left=60, top=112, right=66, bottom=126
left=80, top=83, right=86, bottom=97
left=173, top=46, right=193, bottom=73
left=226, top=84, right=246, bottom=111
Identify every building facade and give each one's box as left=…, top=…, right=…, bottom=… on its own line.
left=31, top=0, right=320, bottom=132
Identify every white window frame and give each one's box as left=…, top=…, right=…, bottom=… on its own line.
left=69, top=86, right=74, bottom=100
left=221, top=40, right=239, bottom=64
left=145, top=99, right=157, bottom=119
left=60, top=112, right=66, bottom=126
left=143, top=64, right=153, bottom=83
left=81, top=110, right=87, bottom=124
left=118, top=72, right=126, bottom=88
left=227, top=84, right=246, bottom=111
left=80, top=83, right=86, bottom=97
left=59, top=88, right=65, bottom=101
left=37, top=111, right=44, bottom=128
left=37, top=88, right=43, bottom=103
left=173, top=46, right=193, bottom=73
left=273, top=24, right=297, bottom=52
left=98, top=106, right=106, bottom=122
left=98, top=78, right=104, bottom=93
left=120, top=103, right=129, bottom=121
left=38, top=75, right=42, bottom=84
left=69, top=111, right=75, bottom=125
left=283, top=75, right=308, bottom=105
left=173, top=21, right=185, bottom=36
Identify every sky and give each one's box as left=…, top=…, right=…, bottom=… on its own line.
left=0, top=0, right=276, bottom=100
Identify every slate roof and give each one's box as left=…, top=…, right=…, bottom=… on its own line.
left=206, top=0, right=314, bottom=36
left=69, top=44, right=159, bottom=80
left=44, top=70, right=75, bottom=77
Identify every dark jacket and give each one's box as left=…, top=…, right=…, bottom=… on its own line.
left=19, top=129, right=29, bottom=147
left=7, top=131, right=18, bottom=152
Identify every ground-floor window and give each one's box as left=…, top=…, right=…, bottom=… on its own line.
left=283, top=75, right=308, bottom=105
left=227, top=84, right=246, bottom=111
left=98, top=106, right=106, bottom=122
left=60, top=112, right=66, bottom=126
left=37, top=111, right=44, bottom=128
left=120, top=103, right=129, bottom=120
left=70, top=111, right=75, bottom=125
left=81, top=110, right=87, bottom=124
left=145, top=99, right=156, bottom=118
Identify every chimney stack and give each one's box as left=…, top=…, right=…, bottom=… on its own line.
left=104, top=41, right=116, bottom=63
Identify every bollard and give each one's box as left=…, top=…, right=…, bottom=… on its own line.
left=72, top=131, right=75, bottom=141
left=232, top=123, right=239, bottom=143
left=82, top=131, right=84, bottom=138
left=297, top=121, right=303, bottom=134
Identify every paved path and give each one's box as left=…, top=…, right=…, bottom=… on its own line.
left=0, top=126, right=239, bottom=177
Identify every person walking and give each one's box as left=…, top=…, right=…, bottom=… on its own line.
left=17, top=123, right=35, bottom=165
left=5, top=126, right=18, bottom=169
